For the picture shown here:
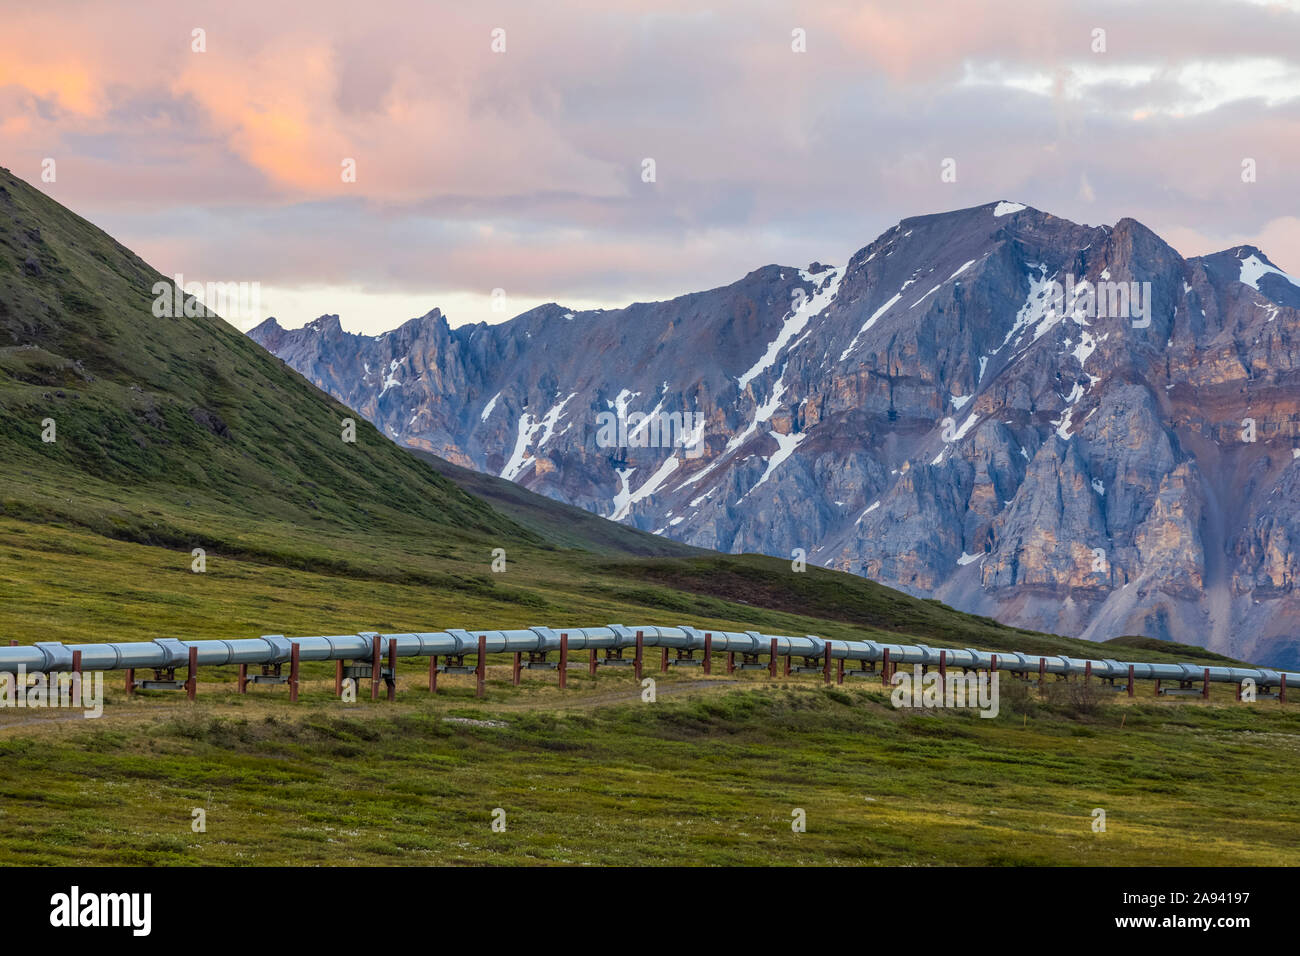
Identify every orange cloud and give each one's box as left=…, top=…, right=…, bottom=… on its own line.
left=0, top=56, right=101, bottom=115
left=172, top=41, right=349, bottom=194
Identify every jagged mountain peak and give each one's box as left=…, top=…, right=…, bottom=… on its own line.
left=248, top=316, right=283, bottom=336
left=1194, top=244, right=1300, bottom=308
left=384, top=308, right=451, bottom=339
left=305, top=313, right=344, bottom=335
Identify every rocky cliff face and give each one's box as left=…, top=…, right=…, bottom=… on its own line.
left=250, top=201, right=1300, bottom=667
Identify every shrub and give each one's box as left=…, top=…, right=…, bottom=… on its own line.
left=1045, top=677, right=1109, bottom=717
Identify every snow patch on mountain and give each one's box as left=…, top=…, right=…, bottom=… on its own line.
left=840, top=292, right=903, bottom=361
left=726, top=378, right=788, bottom=453
left=501, top=393, right=576, bottom=481
left=611, top=455, right=680, bottom=520
left=611, top=467, right=635, bottom=518
left=856, top=501, right=881, bottom=525
left=502, top=414, right=540, bottom=482
left=1240, top=253, right=1300, bottom=292
left=910, top=284, right=942, bottom=309
left=380, top=358, right=404, bottom=397
left=1071, top=330, right=1098, bottom=367
left=1002, top=266, right=1062, bottom=353
left=951, top=412, right=980, bottom=442
left=738, top=266, right=843, bottom=390
left=747, top=430, right=806, bottom=496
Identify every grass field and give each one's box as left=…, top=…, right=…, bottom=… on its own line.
left=4, top=509, right=1293, bottom=867
left=3, top=667, right=1297, bottom=866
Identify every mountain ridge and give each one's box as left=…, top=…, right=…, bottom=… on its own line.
left=248, top=199, right=1300, bottom=667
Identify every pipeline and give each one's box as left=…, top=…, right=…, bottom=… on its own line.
left=0, top=625, right=1293, bottom=697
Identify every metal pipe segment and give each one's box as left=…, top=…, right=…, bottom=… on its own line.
left=1, top=625, right=1295, bottom=689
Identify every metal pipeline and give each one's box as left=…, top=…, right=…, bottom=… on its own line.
left=1, top=625, right=1296, bottom=690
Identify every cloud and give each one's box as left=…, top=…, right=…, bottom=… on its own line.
left=1, top=0, right=1298, bottom=330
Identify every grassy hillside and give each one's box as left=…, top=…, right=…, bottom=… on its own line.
left=1104, top=635, right=1245, bottom=665
left=3, top=674, right=1296, bottom=866
left=0, top=167, right=526, bottom=565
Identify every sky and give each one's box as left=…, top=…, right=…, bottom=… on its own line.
left=3, top=0, right=1299, bottom=333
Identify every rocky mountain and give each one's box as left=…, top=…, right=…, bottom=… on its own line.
left=249, top=201, right=1300, bottom=666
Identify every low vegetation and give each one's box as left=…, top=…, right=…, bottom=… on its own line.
left=2, top=673, right=1295, bottom=866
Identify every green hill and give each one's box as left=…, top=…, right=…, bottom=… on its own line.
left=0, top=167, right=523, bottom=560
